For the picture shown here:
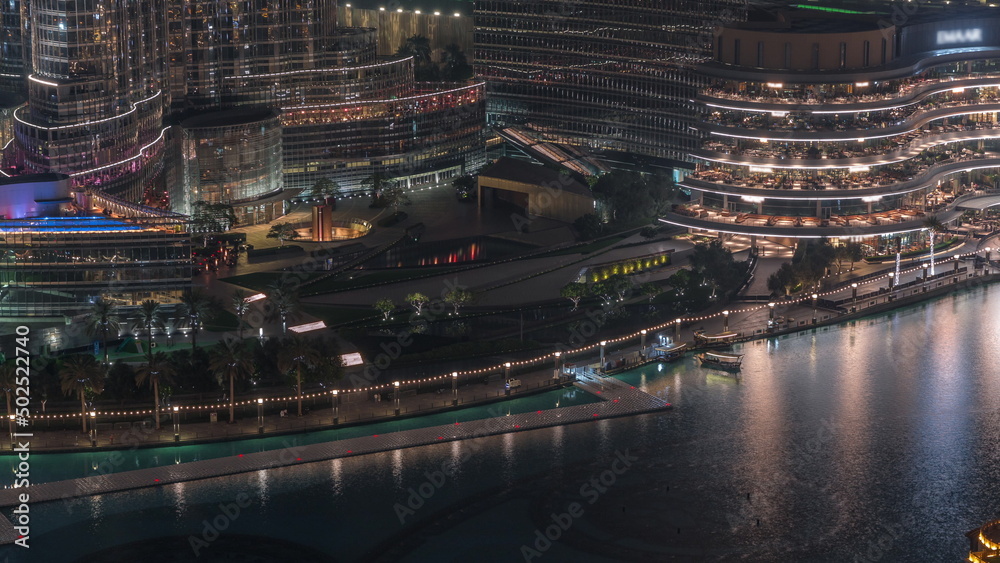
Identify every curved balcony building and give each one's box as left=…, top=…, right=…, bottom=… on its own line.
left=663, top=10, right=1000, bottom=254
left=179, top=108, right=284, bottom=226
left=10, top=0, right=170, bottom=202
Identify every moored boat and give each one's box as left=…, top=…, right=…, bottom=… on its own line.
left=696, top=351, right=744, bottom=371
left=652, top=342, right=687, bottom=362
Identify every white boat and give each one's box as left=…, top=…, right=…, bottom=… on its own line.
left=652, top=342, right=687, bottom=362
left=696, top=351, right=744, bottom=372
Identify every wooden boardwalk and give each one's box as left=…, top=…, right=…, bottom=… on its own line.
left=0, top=375, right=670, bottom=544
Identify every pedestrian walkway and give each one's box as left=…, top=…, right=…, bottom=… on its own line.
left=0, top=372, right=671, bottom=524
left=23, top=356, right=570, bottom=451
left=573, top=370, right=670, bottom=411
left=0, top=514, right=15, bottom=546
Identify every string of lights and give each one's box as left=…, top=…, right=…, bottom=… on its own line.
left=27, top=248, right=994, bottom=421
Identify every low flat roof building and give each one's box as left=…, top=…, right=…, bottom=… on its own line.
left=477, top=157, right=594, bottom=224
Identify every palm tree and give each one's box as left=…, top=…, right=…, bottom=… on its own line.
left=135, top=300, right=166, bottom=360
left=134, top=351, right=176, bottom=430
left=208, top=339, right=254, bottom=423
left=923, top=215, right=947, bottom=274
left=59, top=355, right=106, bottom=433
left=278, top=336, right=322, bottom=417
left=399, top=34, right=431, bottom=63
left=85, top=299, right=120, bottom=364
left=265, top=282, right=300, bottom=334
left=179, top=289, right=218, bottom=351
left=0, top=361, right=15, bottom=418
left=232, top=289, right=250, bottom=340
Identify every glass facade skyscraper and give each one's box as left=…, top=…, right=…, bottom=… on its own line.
left=0, top=0, right=486, bottom=214
left=474, top=0, right=746, bottom=165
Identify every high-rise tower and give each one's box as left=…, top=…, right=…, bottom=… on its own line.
left=475, top=0, right=746, bottom=167
left=11, top=0, right=170, bottom=200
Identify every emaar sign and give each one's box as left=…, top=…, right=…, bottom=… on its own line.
left=936, top=28, right=983, bottom=45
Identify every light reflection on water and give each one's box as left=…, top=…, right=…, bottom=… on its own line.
left=2, top=289, right=1000, bottom=562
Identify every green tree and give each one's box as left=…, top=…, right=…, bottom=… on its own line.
left=136, top=300, right=167, bottom=360
left=190, top=202, right=237, bottom=246
left=380, top=183, right=411, bottom=215
left=266, top=222, right=301, bottom=247
left=767, top=263, right=797, bottom=297
left=104, top=361, right=139, bottom=405
left=453, top=174, right=476, bottom=200
left=312, top=177, right=342, bottom=199
left=593, top=275, right=632, bottom=305
left=265, top=281, right=301, bottom=334
left=232, top=289, right=250, bottom=340
left=640, top=282, right=662, bottom=303
left=689, top=240, right=745, bottom=298
left=208, top=339, right=254, bottom=424
left=278, top=336, right=322, bottom=417
left=845, top=241, right=864, bottom=271
left=397, top=34, right=431, bottom=63
left=179, top=288, right=218, bottom=351
left=406, top=292, right=429, bottom=316
left=363, top=173, right=400, bottom=207
left=791, top=240, right=836, bottom=290
left=85, top=299, right=120, bottom=364
left=591, top=170, right=675, bottom=225
left=834, top=245, right=851, bottom=275
left=0, top=361, right=14, bottom=418
left=573, top=214, right=603, bottom=240
left=444, top=288, right=474, bottom=315
left=374, top=298, right=395, bottom=321
left=923, top=215, right=947, bottom=267
left=59, top=355, right=106, bottom=433
left=134, top=351, right=176, bottom=430
left=560, top=282, right=589, bottom=310
left=440, top=43, right=473, bottom=80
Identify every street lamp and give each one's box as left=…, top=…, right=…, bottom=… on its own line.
left=887, top=272, right=895, bottom=300
left=986, top=247, right=993, bottom=274
left=851, top=283, right=859, bottom=312
left=173, top=406, right=180, bottom=441
left=674, top=318, right=682, bottom=342
left=640, top=329, right=647, bottom=353
left=451, top=372, right=458, bottom=406
left=256, top=398, right=264, bottom=434
left=722, top=310, right=730, bottom=332
left=7, top=414, right=13, bottom=451
left=331, top=390, right=340, bottom=424
left=393, top=381, right=400, bottom=416
left=811, top=294, right=819, bottom=324
left=922, top=263, right=929, bottom=289
left=599, top=341, right=607, bottom=372
left=89, top=411, right=97, bottom=447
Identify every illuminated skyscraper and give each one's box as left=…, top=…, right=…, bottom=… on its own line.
left=475, top=0, right=746, bottom=166
left=10, top=0, right=170, bottom=201
left=0, top=0, right=485, bottom=219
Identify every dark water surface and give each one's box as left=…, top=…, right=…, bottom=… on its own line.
left=4, top=286, right=999, bottom=562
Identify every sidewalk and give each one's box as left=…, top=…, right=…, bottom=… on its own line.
left=19, top=354, right=579, bottom=451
